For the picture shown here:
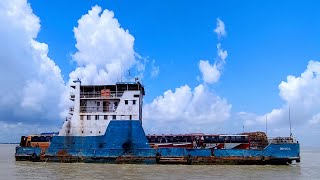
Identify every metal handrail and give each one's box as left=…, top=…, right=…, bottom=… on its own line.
left=80, top=91, right=124, bottom=98
left=268, top=136, right=298, bottom=144
left=80, top=106, right=118, bottom=113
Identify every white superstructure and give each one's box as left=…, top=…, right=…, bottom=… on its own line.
left=59, top=79, right=144, bottom=136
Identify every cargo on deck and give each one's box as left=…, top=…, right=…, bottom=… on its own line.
left=15, top=79, right=300, bottom=165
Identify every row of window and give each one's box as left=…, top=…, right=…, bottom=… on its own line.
left=94, top=100, right=136, bottom=106
left=80, top=115, right=133, bottom=120
left=125, top=100, right=136, bottom=105
left=30, top=136, right=52, bottom=142
left=67, top=130, right=102, bottom=134
left=95, top=101, right=117, bottom=106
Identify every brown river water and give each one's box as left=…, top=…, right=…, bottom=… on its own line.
left=1, top=144, right=319, bottom=180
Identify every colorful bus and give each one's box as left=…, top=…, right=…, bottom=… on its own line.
left=19, top=132, right=58, bottom=153
left=146, top=134, right=250, bottom=149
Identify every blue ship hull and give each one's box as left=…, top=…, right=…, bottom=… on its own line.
left=16, top=120, right=300, bottom=164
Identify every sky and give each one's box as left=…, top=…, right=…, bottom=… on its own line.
left=0, top=0, right=320, bottom=147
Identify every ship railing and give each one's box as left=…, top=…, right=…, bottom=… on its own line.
left=268, top=136, right=298, bottom=144
left=80, top=91, right=124, bottom=98
left=80, top=105, right=118, bottom=113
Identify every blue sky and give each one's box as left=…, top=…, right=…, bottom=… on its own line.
left=1, top=0, right=320, bottom=146
left=30, top=0, right=319, bottom=112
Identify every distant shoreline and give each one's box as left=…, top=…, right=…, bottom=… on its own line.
left=0, top=143, right=18, bottom=144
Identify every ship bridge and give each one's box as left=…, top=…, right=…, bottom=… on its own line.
left=60, top=80, right=145, bottom=137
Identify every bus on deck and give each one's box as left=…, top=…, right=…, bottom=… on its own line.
left=19, top=132, right=58, bottom=153
left=146, top=134, right=250, bottom=149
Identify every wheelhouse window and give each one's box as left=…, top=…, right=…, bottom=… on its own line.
left=97, top=101, right=100, bottom=106
left=125, top=100, right=128, bottom=105
left=133, top=100, right=136, bottom=105
left=95, top=115, right=99, bottom=120
left=104, top=115, right=108, bottom=120
left=87, top=115, right=91, bottom=120
left=112, top=115, right=116, bottom=120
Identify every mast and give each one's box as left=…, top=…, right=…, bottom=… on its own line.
left=289, top=104, right=292, bottom=137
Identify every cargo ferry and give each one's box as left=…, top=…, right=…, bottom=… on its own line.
left=15, top=80, right=300, bottom=165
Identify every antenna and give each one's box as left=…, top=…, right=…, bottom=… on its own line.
left=128, top=70, right=131, bottom=81
left=243, top=124, right=244, bottom=133
left=120, top=62, right=123, bottom=82
left=289, top=104, right=292, bottom=137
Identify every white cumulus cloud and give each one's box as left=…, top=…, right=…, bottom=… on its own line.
left=240, top=60, right=320, bottom=144
left=150, top=59, right=160, bottom=78
left=309, top=113, right=320, bottom=125
left=0, top=0, right=65, bottom=142
left=214, top=18, right=226, bottom=38
left=143, top=84, right=231, bottom=134
left=199, top=43, right=228, bottom=84
left=144, top=18, right=231, bottom=134
left=199, top=60, right=220, bottom=84
left=217, top=43, right=228, bottom=63
left=267, top=61, right=320, bottom=126
left=199, top=19, right=228, bottom=84
left=70, top=5, right=138, bottom=85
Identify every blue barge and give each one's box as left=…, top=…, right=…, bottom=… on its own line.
left=15, top=80, right=300, bottom=165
